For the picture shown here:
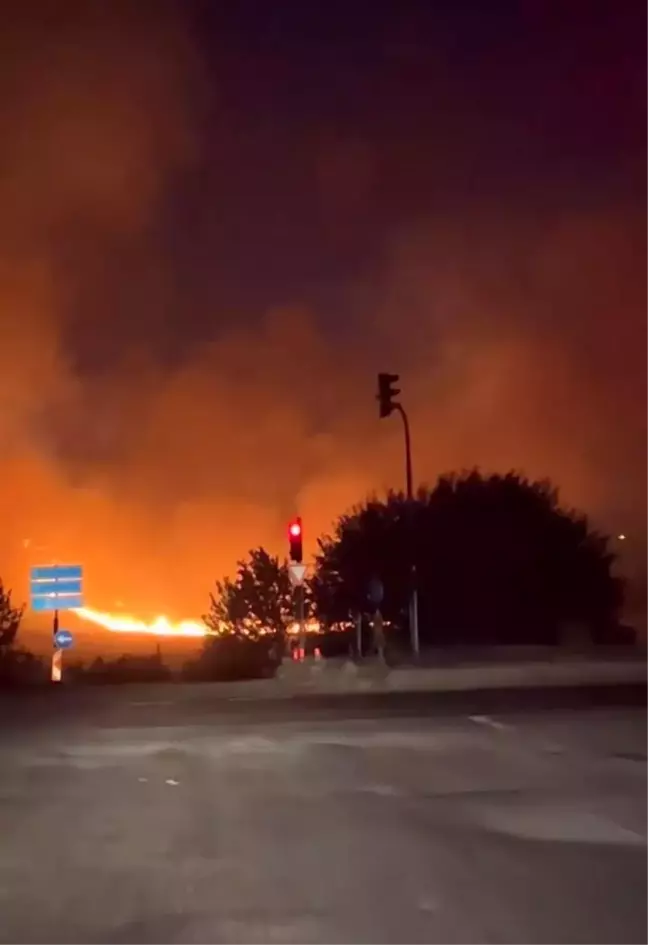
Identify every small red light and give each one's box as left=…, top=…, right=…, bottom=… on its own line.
left=289, top=522, right=301, bottom=537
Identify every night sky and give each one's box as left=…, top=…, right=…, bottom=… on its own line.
left=1, top=0, right=645, bottom=621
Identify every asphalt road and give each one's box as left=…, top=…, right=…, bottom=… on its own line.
left=0, top=684, right=645, bottom=944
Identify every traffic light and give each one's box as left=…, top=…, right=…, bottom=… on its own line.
left=377, top=372, right=400, bottom=418
left=288, top=516, right=303, bottom=562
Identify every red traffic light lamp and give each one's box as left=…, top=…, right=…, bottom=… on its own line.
left=288, top=517, right=303, bottom=562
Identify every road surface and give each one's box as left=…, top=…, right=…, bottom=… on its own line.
left=0, top=684, right=645, bottom=943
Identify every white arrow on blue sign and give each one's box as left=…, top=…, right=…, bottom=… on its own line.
left=30, top=564, right=84, bottom=612
left=54, top=629, right=74, bottom=650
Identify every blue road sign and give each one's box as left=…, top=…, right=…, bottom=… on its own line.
left=54, top=629, right=74, bottom=649
left=30, top=564, right=84, bottom=612
left=30, top=564, right=82, bottom=582
left=32, top=595, right=83, bottom=612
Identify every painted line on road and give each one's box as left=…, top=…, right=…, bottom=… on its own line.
left=360, top=783, right=403, bottom=797
left=469, top=714, right=509, bottom=731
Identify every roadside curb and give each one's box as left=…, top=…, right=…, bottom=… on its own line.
left=274, top=658, right=646, bottom=696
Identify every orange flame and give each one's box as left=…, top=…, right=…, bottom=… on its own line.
left=74, top=608, right=325, bottom=639
left=75, top=607, right=210, bottom=638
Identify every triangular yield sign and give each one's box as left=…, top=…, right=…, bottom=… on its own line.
left=289, top=563, right=307, bottom=586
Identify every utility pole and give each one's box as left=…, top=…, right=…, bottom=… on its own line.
left=376, top=373, right=420, bottom=656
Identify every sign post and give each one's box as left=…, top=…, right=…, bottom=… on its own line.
left=355, top=611, right=362, bottom=660
left=367, top=577, right=386, bottom=663
left=30, top=564, right=83, bottom=683
left=288, top=562, right=307, bottom=658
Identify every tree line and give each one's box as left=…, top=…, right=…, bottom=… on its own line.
left=190, top=469, right=629, bottom=679
left=0, top=469, right=632, bottom=685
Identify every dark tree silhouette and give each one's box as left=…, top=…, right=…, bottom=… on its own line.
left=0, top=647, right=45, bottom=686
left=0, top=581, right=24, bottom=649
left=0, top=583, right=42, bottom=684
left=193, top=547, right=299, bottom=681
left=202, top=547, right=295, bottom=640
left=78, top=653, right=172, bottom=684
left=313, top=470, right=623, bottom=646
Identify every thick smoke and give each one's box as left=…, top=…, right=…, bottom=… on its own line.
left=0, top=2, right=644, bottom=634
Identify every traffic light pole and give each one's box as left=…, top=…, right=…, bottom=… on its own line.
left=376, top=373, right=419, bottom=657
left=296, top=583, right=305, bottom=656
left=394, top=404, right=413, bottom=499
left=287, top=518, right=306, bottom=658
left=394, top=404, right=420, bottom=657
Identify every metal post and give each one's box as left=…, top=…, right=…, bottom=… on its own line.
left=395, top=404, right=413, bottom=500
left=394, top=404, right=420, bottom=657
left=297, top=583, right=306, bottom=658
left=373, top=607, right=386, bottom=663
left=356, top=611, right=362, bottom=660
left=51, top=608, right=62, bottom=682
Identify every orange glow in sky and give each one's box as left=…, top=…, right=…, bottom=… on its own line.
left=0, top=1, right=643, bottom=652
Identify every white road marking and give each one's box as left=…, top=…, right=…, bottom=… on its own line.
left=361, top=783, right=402, bottom=797
left=475, top=805, right=647, bottom=846
left=165, top=778, right=180, bottom=786
left=418, top=895, right=440, bottom=912
left=469, top=714, right=508, bottom=730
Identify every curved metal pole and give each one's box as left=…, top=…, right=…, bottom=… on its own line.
left=394, top=404, right=413, bottom=500
left=394, top=404, right=419, bottom=656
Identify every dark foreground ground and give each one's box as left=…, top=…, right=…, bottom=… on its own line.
left=0, top=683, right=645, bottom=944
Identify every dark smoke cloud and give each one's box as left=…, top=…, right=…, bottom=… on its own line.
left=0, top=2, right=644, bottom=632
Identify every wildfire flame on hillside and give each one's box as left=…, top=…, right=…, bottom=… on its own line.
left=74, top=607, right=323, bottom=638
left=75, top=607, right=210, bottom=637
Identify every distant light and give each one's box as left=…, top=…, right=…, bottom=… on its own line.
left=289, top=522, right=301, bottom=537
left=617, top=534, right=626, bottom=541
